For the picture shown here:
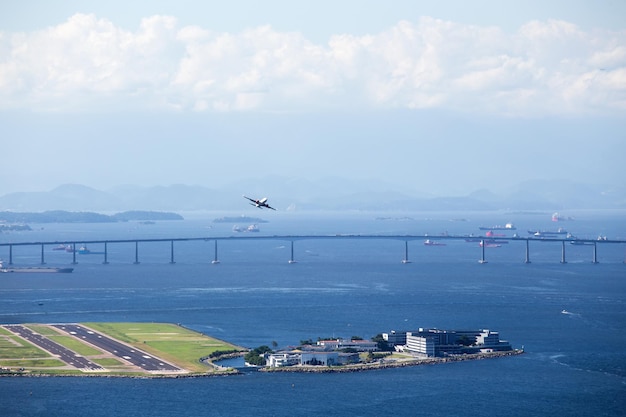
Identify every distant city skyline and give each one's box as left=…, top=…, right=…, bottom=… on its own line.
left=1, top=1, right=624, bottom=198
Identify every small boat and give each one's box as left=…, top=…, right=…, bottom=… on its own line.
left=52, top=244, right=69, bottom=251
left=77, top=246, right=91, bottom=254
left=424, top=239, right=446, bottom=246
left=480, top=241, right=501, bottom=248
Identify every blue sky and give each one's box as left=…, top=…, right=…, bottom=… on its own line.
left=1, top=1, right=625, bottom=197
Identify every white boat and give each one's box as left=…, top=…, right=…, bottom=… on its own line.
left=78, top=246, right=91, bottom=254
left=233, top=224, right=260, bottom=233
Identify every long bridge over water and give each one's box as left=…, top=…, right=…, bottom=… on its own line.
left=1, top=234, right=625, bottom=265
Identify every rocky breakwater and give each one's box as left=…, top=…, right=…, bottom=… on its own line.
left=260, top=349, right=525, bottom=373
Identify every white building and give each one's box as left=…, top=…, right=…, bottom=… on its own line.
left=266, top=352, right=300, bottom=368
left=405, top=333, right=435, bottom=357
left=300, top=352, right=339, bottom=366
left=475, top=330, right=511, bottom=352
left=404, top=328, right=512, bottom=357
left=265, top=351, right=359, bottom=367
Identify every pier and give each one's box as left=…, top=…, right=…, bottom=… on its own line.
left=1, top=235, right=624, bottom=266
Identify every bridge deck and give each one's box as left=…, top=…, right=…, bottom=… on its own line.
left=1, top=234, right=624, bottom=246
left=1, top=235, right=624, bottom=265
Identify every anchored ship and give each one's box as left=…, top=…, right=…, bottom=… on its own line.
left=0, top=260, right=73, bottom=273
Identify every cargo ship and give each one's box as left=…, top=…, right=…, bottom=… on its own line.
left=528, top=228, right=568, bottom=236
left=478, top=223, right=516, bottom=231
left=0, top=261, right=73, bottom=273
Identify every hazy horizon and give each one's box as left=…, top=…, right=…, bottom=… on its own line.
left=1, top=1, right=624, bottom=196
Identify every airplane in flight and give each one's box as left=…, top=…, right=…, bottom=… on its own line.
left=243, top=195, right=276, bottom=210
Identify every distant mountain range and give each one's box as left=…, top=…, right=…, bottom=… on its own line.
left=0, top=210, right=183, bottom=223
left=0, top=179, right=624, bottom=212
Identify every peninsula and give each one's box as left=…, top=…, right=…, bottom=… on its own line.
left=0, top=323, right=522, bottom=378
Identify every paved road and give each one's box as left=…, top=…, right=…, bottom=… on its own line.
left=52, top=324, right=182, bottom=372
left=3, top=324, right=104, bottom=371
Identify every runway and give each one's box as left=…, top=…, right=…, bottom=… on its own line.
left=52, top=324, right=183, bottom=373
left=3, top=324, right=104, bottom=372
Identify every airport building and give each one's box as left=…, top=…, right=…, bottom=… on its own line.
left=382, top=330, right=407, bottom=346
left=265, top=328, right=512, bottom=367
left=403, top=328, right=512, bottom=357
left=316, top=338, right=378, bottom=352
left=266, top=350, right=360, bottom=368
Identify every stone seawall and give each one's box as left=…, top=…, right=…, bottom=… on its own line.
left=260, top=349, right=525, bottom=373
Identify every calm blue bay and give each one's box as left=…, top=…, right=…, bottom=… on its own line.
left=1, top=210, right=625, bottom=416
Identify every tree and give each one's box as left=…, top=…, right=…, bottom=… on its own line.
left=371, top=333, right=393, bottom=352
left=244, top=345, right=273, bottom=366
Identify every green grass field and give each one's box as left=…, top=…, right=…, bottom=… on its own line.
left=85, top=322, right=245, bottom=372
left=0, top=322, right=247, bottom=376
left=0, top=332, right=50, bottom=361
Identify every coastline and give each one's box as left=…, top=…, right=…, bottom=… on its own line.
left=259, top=350, right=525, bottom=373
left=1, top=350, right=524, bottom=378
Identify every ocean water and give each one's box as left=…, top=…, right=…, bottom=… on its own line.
left=1, top=210, right=625, bottom=416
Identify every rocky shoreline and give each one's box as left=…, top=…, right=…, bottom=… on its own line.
left=1, top=350, right=524, bottom=378
left=1, top=350, right=523, bottom=378
left=259, top=349, right=525, bottom=373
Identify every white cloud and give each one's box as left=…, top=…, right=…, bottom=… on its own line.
left=0, top=13, right=624, bottom=115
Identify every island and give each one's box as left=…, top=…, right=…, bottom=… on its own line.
left=253, top=327, right=523, bottom=372
left=0, top=323, right=523, bottom=378
left=0, top=223, right=32, bottom=232
left=0, top=210, right=184, bottom=225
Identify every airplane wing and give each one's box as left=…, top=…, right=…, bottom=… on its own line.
left=243, top=195, right=276, bottom=210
